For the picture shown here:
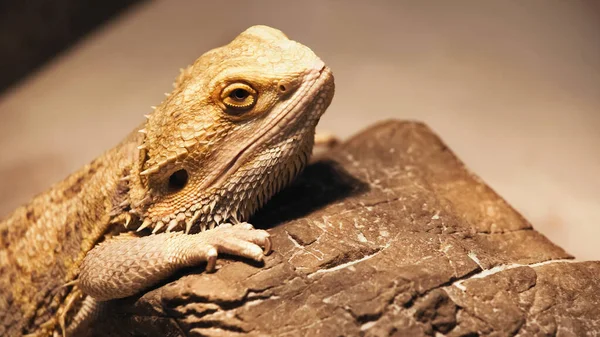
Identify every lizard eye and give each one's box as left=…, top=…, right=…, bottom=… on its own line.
left=232, top=88, right=249, bottom=100
left=221, top=83, right=257, bottom=111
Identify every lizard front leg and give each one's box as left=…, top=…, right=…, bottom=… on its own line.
left=79, top=223, right=270, bottom=301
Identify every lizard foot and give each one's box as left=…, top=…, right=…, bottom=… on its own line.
left=198, top=222, right=271, bottom=272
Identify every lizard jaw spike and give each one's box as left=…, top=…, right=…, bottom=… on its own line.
left=137, top=219, right=152, bottom=232
left=166, top=219, right=178, bottom=233
left=131, top=195, right=151, bottom=209
left=139, top=167, right=158, bottom=176
left=152, top=221, right=165, bottom=234
left=123, top=214, right=132, bottom=229
left=185, top=211, right=202, bottom=234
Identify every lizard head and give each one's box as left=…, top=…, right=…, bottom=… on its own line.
left=128, top=25, right=334, bottom=234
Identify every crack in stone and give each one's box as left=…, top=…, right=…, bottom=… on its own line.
left=306, top=245, right=387, bottom=278
left=451, top=259, right=577, bottom=291
left=188, top=318, right=247, bottom=333
left=338, top=196, right=403, bottom=215
left=474, top=227, right=534, bottom=235
left=437, top=238, right=463, bottom=278
left=285, top=230, right=304, bottom=248
left=449, top=306, right=495, bottom=336
left=244, top=294, right=281, bottom=307
left=466, top=251, right=485, bottom=271
left=171, top=317, right=189, bottom=337
left=360, top=263, right=482, bottom=334
left=360, top=320, right=378, bottom=332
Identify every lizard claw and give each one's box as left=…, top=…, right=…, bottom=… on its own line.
left=206, top=247, right=218, bottom=272
left=194, top=223, right=271, bottom=271
left=263, top=236, right=272, bottom=256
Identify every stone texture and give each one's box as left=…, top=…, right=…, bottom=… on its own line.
left=97, top=121, right=599, bottom=336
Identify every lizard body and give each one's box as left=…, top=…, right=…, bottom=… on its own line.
left=0, top=26, right=334, bottom=336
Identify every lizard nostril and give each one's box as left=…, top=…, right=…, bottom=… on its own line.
left=277, top=78, right=300, bottom=96
left=168, top=169, right=189, bottom=192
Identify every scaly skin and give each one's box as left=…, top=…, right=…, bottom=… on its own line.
left=0, top=26, right=334, bottom=336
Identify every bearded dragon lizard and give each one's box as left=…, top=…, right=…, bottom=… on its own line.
left=0, top=25, right=335, bottom=336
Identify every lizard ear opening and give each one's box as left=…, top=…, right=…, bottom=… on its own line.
left=168, top=169, right=189, bottom=192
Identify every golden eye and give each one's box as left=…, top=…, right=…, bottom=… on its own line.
left=221, top=83, right=257, bottom=111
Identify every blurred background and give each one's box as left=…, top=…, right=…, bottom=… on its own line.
left=0, top=1, right=598, bottom=259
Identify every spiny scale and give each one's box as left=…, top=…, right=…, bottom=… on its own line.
left=185, top=211, right=201, bottom=234
left=152, top=221, right=165, bottom=234
left=166, top=219, right=178, bottom=233
left=137, top=219, right=152, bottom=232
left=123, top=214, right=132, bottom=229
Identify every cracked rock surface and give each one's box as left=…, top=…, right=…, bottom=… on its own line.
left=98, top=121, right=599, bottom=336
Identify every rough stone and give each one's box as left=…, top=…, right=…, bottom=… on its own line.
left=97, top=121, right=599, bottom=336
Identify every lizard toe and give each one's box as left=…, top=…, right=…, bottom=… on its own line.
left=212, top=236, right=265, bottom=262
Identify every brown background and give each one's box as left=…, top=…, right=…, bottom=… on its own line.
left=0, top=0, right=142, bottom=92
left=0, top=0, right=598, bottom=259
